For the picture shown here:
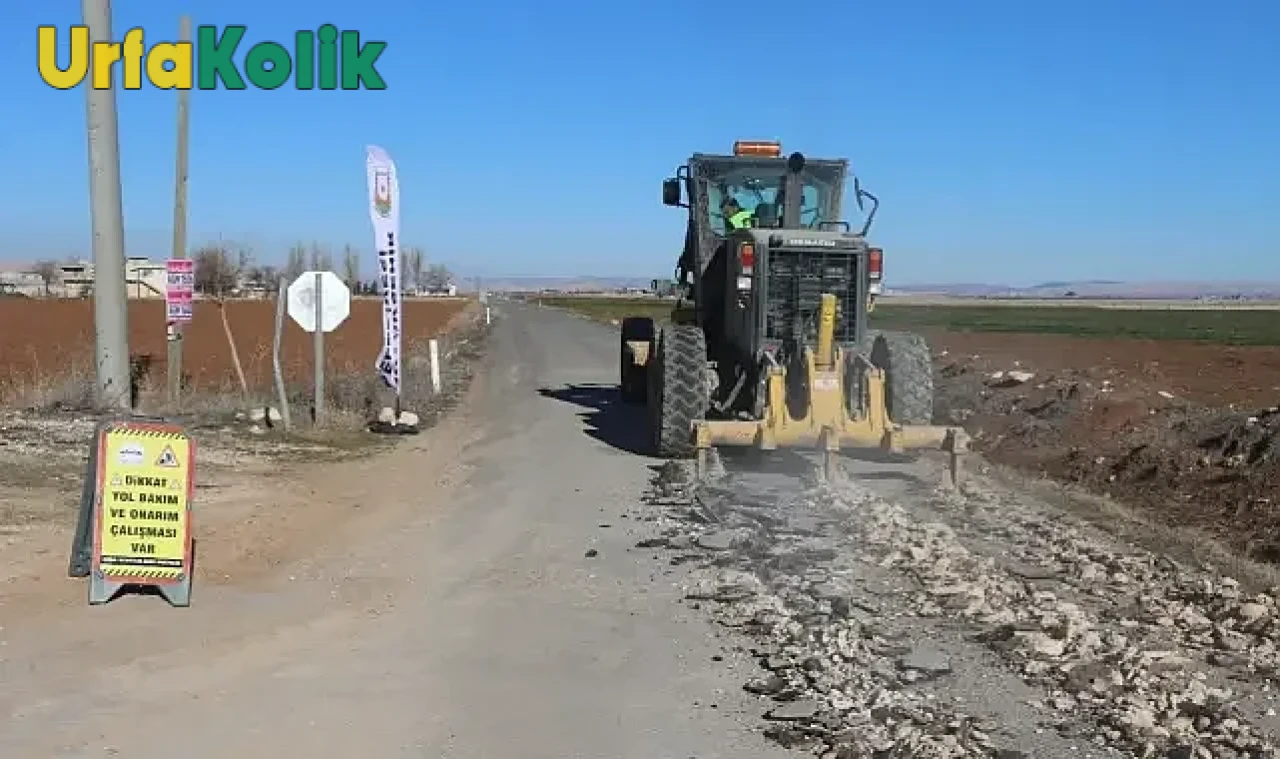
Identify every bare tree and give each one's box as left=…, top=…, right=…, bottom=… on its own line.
left=233, top=246, right=255, bottom=294
left=284, top=243, right=307, bottom=281
left=341, top=245, right=360, bottom=287
left=404, top=247, right=425, bottom=294
left=308, top=242, right=333, bottom=272
left=32, top=260, right=60, bottom=297
left=257, top=264, right=280, bottom=288
left=192, top=244, right=239, bottom=298
left=243, top=264, right=279, bottom=292
left=191, top=242, right=250, bottom=397
left=424, top=263, right=452, bottom=291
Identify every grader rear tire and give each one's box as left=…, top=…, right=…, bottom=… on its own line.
left=649, top=325, right=707, bottom=458
left=619, top=317, right=654, bottom=404
left=868, top=330, right=935, bottom=426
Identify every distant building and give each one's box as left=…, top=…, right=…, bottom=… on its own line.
left=0, top=270, right=44, bottom=297
left=0, top=257, right=170, bottom=299
left=125, top=256, right=167, bottom=298
left=59, top=261, right=93, bottom=296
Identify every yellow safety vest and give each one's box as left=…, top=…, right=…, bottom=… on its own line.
left=727, top=209, right=753, bottom=229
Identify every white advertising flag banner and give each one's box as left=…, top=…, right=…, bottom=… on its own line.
left=366, top=145, right=402, bottom=393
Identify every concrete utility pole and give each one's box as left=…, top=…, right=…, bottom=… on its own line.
left=82, top=0, right=132, bottom=411
left=168, top=14, right=192, bottom=407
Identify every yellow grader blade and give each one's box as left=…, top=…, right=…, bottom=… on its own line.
left=692, top=293, right=968, bottom=485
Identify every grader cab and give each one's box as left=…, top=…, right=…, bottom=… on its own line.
left=619, top=140, right=966, bottom=480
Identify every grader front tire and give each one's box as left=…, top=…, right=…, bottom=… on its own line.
left=650, top=325, right=707, bottom=458
left=869, top=331, right=935, bottom=426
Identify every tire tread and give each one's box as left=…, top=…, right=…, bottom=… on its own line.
left=654, top=325, right=706, bottom=457
left=867, top=330, right=934, bottom=426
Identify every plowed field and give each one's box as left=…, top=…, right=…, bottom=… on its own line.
left=0, top=296, right=468, bottom=400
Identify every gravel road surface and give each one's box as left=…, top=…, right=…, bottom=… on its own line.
left=3, top=302, right=1279, bottom=758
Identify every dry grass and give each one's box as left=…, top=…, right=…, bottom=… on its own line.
left=0, top=340, right=104, bottom=410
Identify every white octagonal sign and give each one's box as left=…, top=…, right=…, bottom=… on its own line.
left=287, top=270, right=351, bottom=333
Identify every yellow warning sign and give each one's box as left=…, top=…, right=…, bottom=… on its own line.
left=94, top=426, right=192, bottom=581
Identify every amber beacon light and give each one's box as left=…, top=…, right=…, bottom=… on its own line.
left=732, top=140, right=783, bottom=157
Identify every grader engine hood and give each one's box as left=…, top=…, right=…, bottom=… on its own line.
left=737, top=229, right=874, bottom=352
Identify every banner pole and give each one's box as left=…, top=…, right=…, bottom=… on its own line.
left=367, top=145, right=403, bottom=410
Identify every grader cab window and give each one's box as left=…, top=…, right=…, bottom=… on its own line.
left=798, top=180, right=837, bottom=227
left=703, top=165, right=841, bottom=233
left=705, top=178, right=782, bottom=234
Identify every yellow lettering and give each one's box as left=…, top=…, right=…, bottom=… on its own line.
left=147, top=41, right=192, bottom=89
left=120, top=28, right=145, bottom=89
left=37, top=26, right=89, bottom=89
left=91, top=41, right=121, bottom=89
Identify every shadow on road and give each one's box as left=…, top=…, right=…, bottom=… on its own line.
left=537, top=383, right=925, bottom=479
left=537, top=383, right=653, bottom=456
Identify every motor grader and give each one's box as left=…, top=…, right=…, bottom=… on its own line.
left=619, top=140, right=965, bottom=479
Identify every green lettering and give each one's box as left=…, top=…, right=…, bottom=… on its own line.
left=317, top=24, right=338, bottom=90
left=197, top=25, right=245, bottom=89
left=295, top=30, right=314, bottom=89
left=244, top=41, right=292, bottom=89
left=340, top=31, right=386, bottom=90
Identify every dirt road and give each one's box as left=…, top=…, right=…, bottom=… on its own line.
left=4, top=302, right=1279, bottom=758
left=0, top=302, right=791, bottom=758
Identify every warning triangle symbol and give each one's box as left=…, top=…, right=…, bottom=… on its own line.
left=155, top=445, right=180, bottom=468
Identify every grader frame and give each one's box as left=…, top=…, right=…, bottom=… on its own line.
left=683, top=294, right=968, bottom=482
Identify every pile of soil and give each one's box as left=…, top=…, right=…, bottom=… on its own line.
left=926, top=331, right=1280, bottom=560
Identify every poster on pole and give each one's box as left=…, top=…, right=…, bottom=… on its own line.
left=165, top=259, right=194, bottom=323
left=366, top=145, right=401, bottom=393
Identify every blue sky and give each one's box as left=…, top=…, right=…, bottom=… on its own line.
left=2, top=0, right=1277, bottom=284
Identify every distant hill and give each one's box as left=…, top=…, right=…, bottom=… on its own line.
left=457, top=275, right=655, bottom=293
left=455, top=273, right=1280, bottom=300
left=1031, top=279, right=1124, bottom=290
left=887, top=280, right=1280, bottom=300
